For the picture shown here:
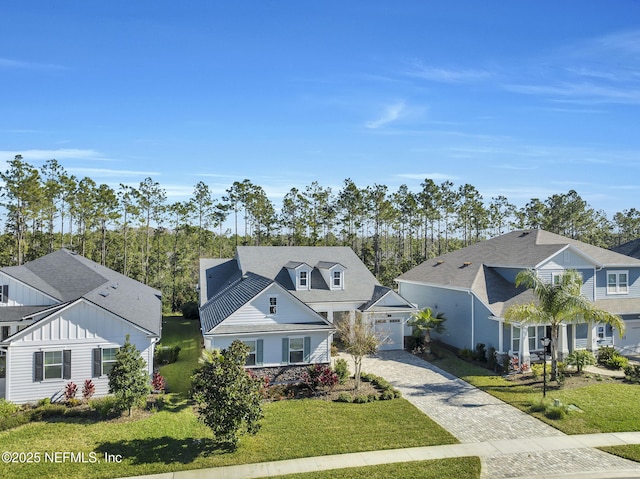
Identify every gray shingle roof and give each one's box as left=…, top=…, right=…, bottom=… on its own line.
left=213, top=322, right=334, bottom=335
left=397, top=229, right=640, bottom=290
left=235, top=246, right=379, bottom=303
left=397, top=229, right=640, bottom=318
left=1, top=249, right=161, bottom=336
left=199, top=272, right=274, bottom=333
left=611, top=239, right=640, bottom=259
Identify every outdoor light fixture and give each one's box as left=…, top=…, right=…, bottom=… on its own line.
left=540, top=337, right=551, bottom=397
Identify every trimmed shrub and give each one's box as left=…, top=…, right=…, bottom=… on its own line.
left=154, top=345, right=181, bottom=365
left=458, top=347, right=474, bottom=361
left=82, top=379, right=96, bottom=401
left=597, top=346, right=616, bottom=366
left=152, top=372, right=166, bottom=392
left=0, top=399, right=18, bottom=418
left=302, top=364, right=339, bottom=394
left=181, top=301, right=200, bottom=319
left=380, top=390, right=396, bottom=401
left=474, top=343, right=487, bottom=362
left=90, top=396, right=119, bottom=418
left=607, top=354, right=628, bottom=370
left=336, top=392, right=353, bottom=403
left=333, top=358, right=350, bottom=385
left=624, top=364, right=640, bottom=383
left=64, top=381, right=78, bottom=402
left=353, top=395, right=370, bottom=404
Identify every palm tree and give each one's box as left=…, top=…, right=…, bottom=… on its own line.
left=504, top=269, right=625, bottom=381
left=408, top=307, right=447, bottom=355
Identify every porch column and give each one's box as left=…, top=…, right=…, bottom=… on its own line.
left=520, top=325, right=530, bottom=371
left=498, top=320, right=504, bottom=354
left=586, top=323, right=598, bottom=352
left=558, top=324, right=569, bottom=360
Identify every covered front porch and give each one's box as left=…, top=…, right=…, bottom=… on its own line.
left=492, top=318, right=615, bottom=371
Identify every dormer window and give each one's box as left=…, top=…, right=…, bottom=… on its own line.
left=299, top=271, right=308, bottom=288
left=333, top=271, right=342, bottom=288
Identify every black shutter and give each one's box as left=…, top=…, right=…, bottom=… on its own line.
left=92, top=348, right=102, bottom=377
left=2, top=285, right=8, bottom=303
left=34, top=351, right=43, bottom=381
left=63, top=350, right=71, bottom=379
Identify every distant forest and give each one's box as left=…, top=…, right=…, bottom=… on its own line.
left=2, top=155, right=639, bottom=312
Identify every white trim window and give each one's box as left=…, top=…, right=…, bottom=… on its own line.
left=332, top=271, right=342, bottom=288
left=243, top=340, right=257, bottom=366
left=289, top=337, right=305, bottom=363
left=552, top=272, right=563, bottom=286
left=268, top=296, right=278, bottom=315
left=511, top=326, right=520, bottom=354
left=101, top=348, right=118, bottom=376
left=607, top=271, right=628, bottom=295
left=44, top=351, right=63, bottom=379
left=528, top=326, right=538, bottom=352
left=299, top=271, right=308, bottom=289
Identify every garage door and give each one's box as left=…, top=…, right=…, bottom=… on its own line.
left=617, top=320, right=640, bottom=355
left=374, top=318, right=404, bottom=350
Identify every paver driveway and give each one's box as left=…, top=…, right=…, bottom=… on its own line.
left=350, top=350, right=640, bottom=479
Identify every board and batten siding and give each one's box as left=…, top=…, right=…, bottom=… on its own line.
left=0, top=273, right=58, bottom=307
left=223, top=284, right=326, bottom=327
left=5, top=300, right=155, bottom=404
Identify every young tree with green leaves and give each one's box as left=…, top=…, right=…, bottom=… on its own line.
left=336, top=313, right=384, bottom=390
left=108, top=335, right=151, bottom=416
left=504, top=269, right=625, bottom=381
left=191, top=340, right=264, bottom=448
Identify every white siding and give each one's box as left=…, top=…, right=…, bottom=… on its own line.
left=223, top=284, right=326, bottom=327
left=0, top=273, right=57, bottom=307
left=207, top=331, right=331, bottom=367
left=6, top=301, right=154, bottom=404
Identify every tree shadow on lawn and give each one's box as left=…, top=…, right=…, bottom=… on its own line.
left=95, top=436, right=234, bottom=465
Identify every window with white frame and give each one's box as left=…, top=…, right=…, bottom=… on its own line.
left=44, top=351, right=63, bottom=379
left=333, top=270, right=342, bottom=288
left=511, top=326, right=520, bottom=354
left=607, top=271, right=628, bottom=294
left=289, top=337, right=304, bottom=363
left=552, top=272, right=563, bottom=286
left=243, top=340, right=257, bottom=366
left=299, top=271, right=308, bottom=288
left=269, top=296, right=277, bottom=315
left=528, top=326, right=538, bottom=351
left=101, top=348, right=118, bottom=376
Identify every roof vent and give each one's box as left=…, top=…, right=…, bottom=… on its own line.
left=436, top=260, right=444, bottom=265
left=111, top=282, right=119, bottom=289
left=463, top=262, right=472, bottom=267
left=99, top=290, right=110, bottom=298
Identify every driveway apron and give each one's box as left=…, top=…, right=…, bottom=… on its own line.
left=351, top=350, right=640, bottom=479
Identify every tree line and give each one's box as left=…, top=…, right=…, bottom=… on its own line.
left=1, top=155, right=639, bottom=312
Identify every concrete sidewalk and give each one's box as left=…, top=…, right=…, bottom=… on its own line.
left=122, top=432, right=640, bottom=479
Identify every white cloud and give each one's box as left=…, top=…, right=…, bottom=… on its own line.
left=66, top=167, right=160, bottom=178
left=406, top=62, right=493, bottom=83
left=365, top=101, right=407, bottom=129
left=0, top=149, right=106, bottom=162
left=0, top=57, right=64, bottom=71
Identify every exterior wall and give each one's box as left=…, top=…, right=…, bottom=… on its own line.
left=5, top=301, right=155, bottom=404
left=491, top=267, right=521, bottom=284
left=224, top=284, right=326, bottom=327
left=537, top=267, right=595, bottom=300
left=398, top=282, right=473, bottom=351
left=305, top=301, right=362, bottom=323
left=206, top=331, right=331, bottom=367
left=0, top=273, right=57, bottom=307
left=472, top=298, right=500, bottom=353
left=617, top=318, right=640, bottom=355
left=595, top=268, right=640, bottom=300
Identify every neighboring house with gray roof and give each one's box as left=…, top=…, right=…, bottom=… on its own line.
left=199, top=246, right=416, bottom=380
left=0, top=249, right=162, bottom=404
left=396, top=229, right=640, bottom=367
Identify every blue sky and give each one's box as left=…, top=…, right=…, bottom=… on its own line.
left=2, top=1, right=640, bottom=216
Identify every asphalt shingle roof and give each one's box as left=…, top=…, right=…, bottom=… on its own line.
left=0, top=249, right=162, bottom=336
left=397, top=229, right=640, bottom=317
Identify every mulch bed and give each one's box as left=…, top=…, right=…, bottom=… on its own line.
left=263, top=377, right=379, bottom=402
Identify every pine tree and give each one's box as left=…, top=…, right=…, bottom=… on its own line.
left=108, top=335, right=151, bottom=415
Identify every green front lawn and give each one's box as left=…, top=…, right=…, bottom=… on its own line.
left=429, top=344, right=640, bottom=461
left=0, top=316, right=476, bottom=479
left=271, top=457, right=481, bottom=479
left=0, top=396, right=459, bottom=479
